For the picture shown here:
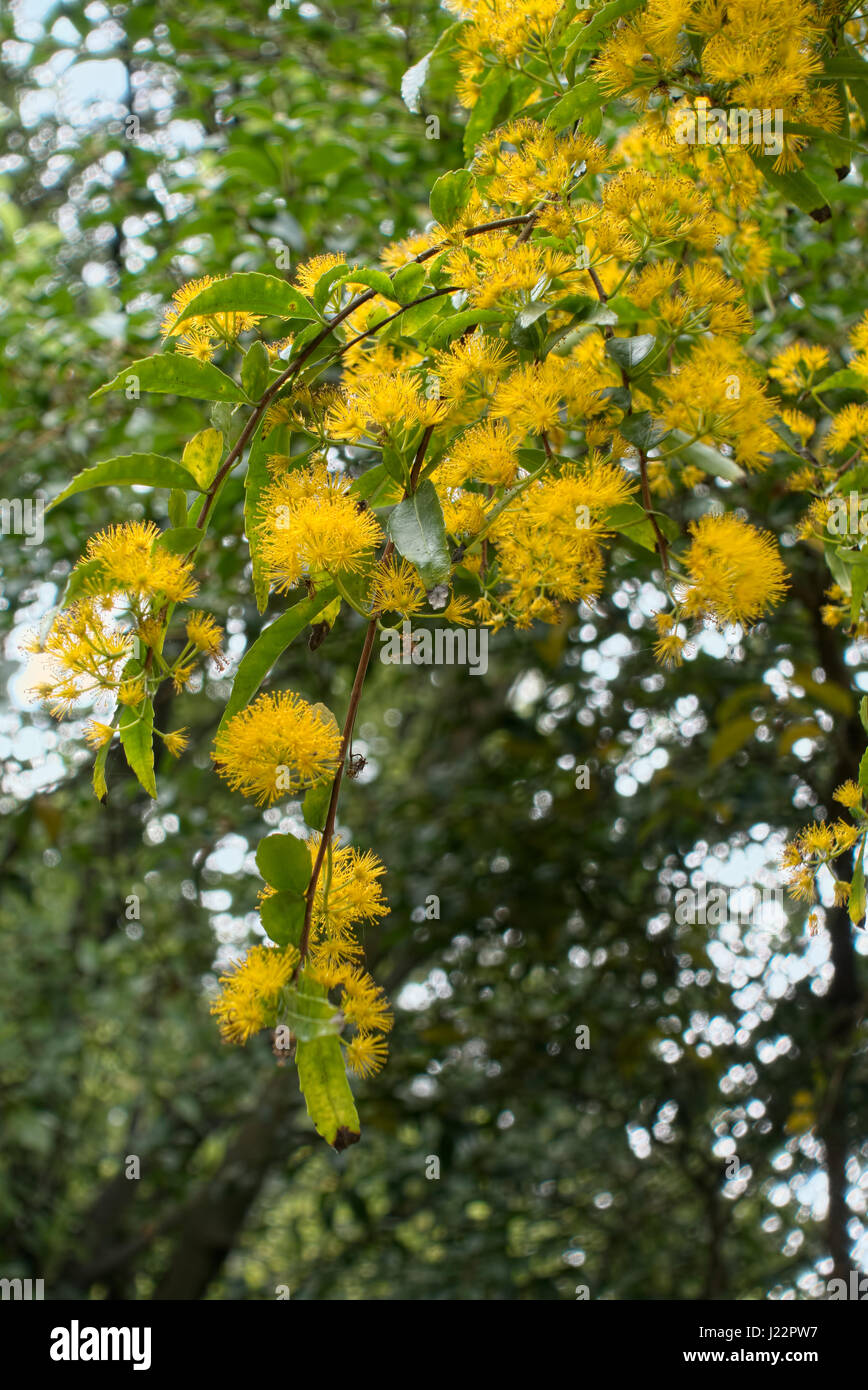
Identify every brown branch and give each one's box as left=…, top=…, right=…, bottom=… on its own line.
left=293, top=423, right=437, bottom=977
left=638, top=447, right=670, bottom=577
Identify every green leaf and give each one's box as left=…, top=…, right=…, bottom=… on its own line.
left=430, top=168, right=474, bottom=226
left=851, top=562, right=868, bottom=626
left=241, top=340, right=271, bottom=400
left=91, top=356, right=250, bottom=404
left=823, top=53, right=868, bottom=81
left=748, top=153, right=831, bottom=221
left=387, top=480, right=451, bottom=588
left=256, top=832, right=313, bottom=894
left=546, top=79, right=602, bottom=130
left=182, top=429, right=224, bottom=489
left=245, top=418, right=275, bottom=615
left=395, top=295, right=446, bottom=339
left=119, top=700, right=156, bottom=799
left=218, top=587, right=338, bottom=728
left=605, top=334, right=657, bottom=372
left=296, top=1033, right=361, bottom=1150
left=350, top=464, right=402, bottom=507
left=282, top=976, right=342, bottom=1042
left=849, top=839, right=866, bottom=926
left=814, top=368, right=867, bottom=393
left=303, top=780, right=332, bottom=832
left=260, top=891, right=306, bottom=949
left=604, top=501, right=660, bottom=553
left=565, top=0, right=646, bottom=60
left=48, top=454, right=201, bottom=511
left=154, top=527, right=201, bottom=556
left=166, top=272, right=318, bottom=334
left=859, top=750, right=868, bottom=795
left=860, top=697, right=868, bottom=737
left=92, top=739, right=110, bottom=802
left=668, top=431, right=745, bottom=482
left=168, top=488, right=188, bottom=528
left=60, top=559, right=102, bottom=607
left=342, top=265, right=395, bottom=299
left=312, top=262, right=349, bottom=312
left=427, top=310, right=504, bottom=349
left=391, top=262, right=427, bottom=305
left=618, top=412, right=669, bottom=451
left=462, top=68, right=511, bottom=159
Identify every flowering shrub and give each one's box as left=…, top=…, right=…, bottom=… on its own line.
left=30, top=0, right=868, bottom=1147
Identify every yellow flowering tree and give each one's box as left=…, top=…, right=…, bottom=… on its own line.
left=31, top=0, right=868, bottom=1148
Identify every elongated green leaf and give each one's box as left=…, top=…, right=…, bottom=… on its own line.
left=565, top=0, right=646, bottom=60
left=92, top=356, right=250, bottom=403
left=154, top=527, right=201, bottom=556
left=245, top=418, right=275, bottom=615
left=167, top=272, right=318, bottom=334
left=49, top=455, right=201, bottom=511
left=119, top=700, right=156, bottom=799
left=748, top=153, right=831, bottom=221
left=823, top=53, right=868, bottom=81
left=815, top=369, right=867, bottom=394
left=428, top=309, right=504, bottom=349
left=296, top=1033, right=361, bottom=1150
left=387, top=480, right=451, bottom=588
left=342, top=266, right=395, bottom=299
left=849, top=839, right=866, bottom=925
left=92, top=739, right=110, bottom=803
left=618, top=412, right=669, bottom=451
left=668, top=431, right=745, bottom=482
left=463, top=68, right=511, bottom=158
left=257, top=832, right=312, bottom=894
left=302, top=780, right=332, bottom=831
left=546, top=79, right=602, bottom=129
left=218, top=587, right=338, bottom=728
left=313, top=262, right=349, bottom=312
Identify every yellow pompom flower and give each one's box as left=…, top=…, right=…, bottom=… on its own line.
left=834, top=781, right=862, bottom=810
left=344, top=1031, right=390, bottom=1078
left=371, top=556, right=426, bottom=616
left=212, top=691, right=342, bottom=804
left=257, top=461, right=383, bottom=591
left=439, top=419, right=520, bottom=488
left=84, top=521, right=198, bottom=605
left=163, top=728, right=189, bottom=758
left=681, top=514, right=788, bottom=627
left=293, top=253, right=347, bottom=297
left=185, top=610, right=224, bottom=655
left=338, top=966, right=394, bottom=1035
left=210, top=943, right=299, bottom=1045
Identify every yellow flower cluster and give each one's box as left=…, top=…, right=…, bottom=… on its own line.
left=256, top=459, right=384, bottom=591
left=211, top=690, right=343, bottom=804
left=594, top=0, right=839, bottom=172
left=781, top=818, right=862, bottom=907
left=27, top=523, right=221, bottom=755
left=246, top=837, right=393, bottom=1075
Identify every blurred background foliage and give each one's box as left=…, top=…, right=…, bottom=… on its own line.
left=1, top=0, right=867, bottom=1300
